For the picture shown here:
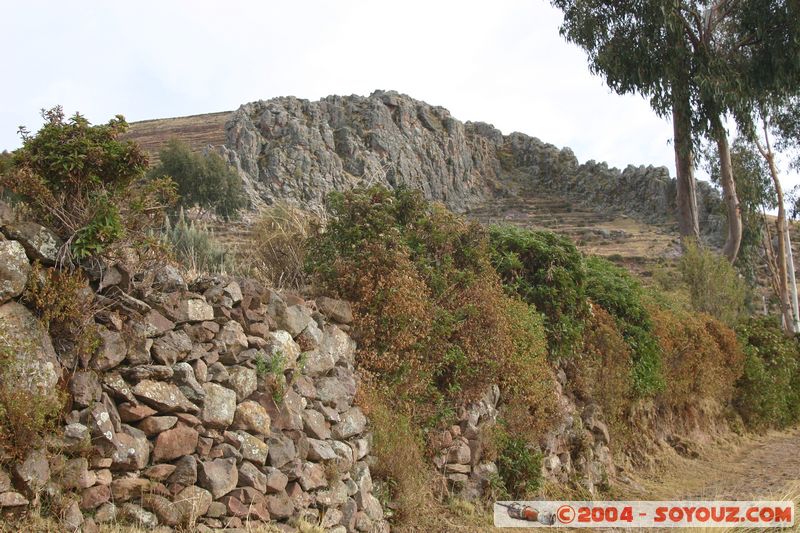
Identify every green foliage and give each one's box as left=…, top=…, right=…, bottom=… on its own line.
left=493, top=423, right=543, bottom=498
left=679, top=240, right=747, bottom=326
left=2, top=107, right=175, bottom=262
left=584, top=256, right=663, bottom=396
left=488, top=224, right=588, bottom=358
left=734, top=317, right=800, bottom=429
left=150, top=139, right=247, bottom=220
left=307, top=186, right=557, bottom=432
left=255, top=351, right=287, bottom=403
left=162, top=211, right=233, bottom=274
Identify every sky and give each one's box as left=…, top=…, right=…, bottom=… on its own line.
left=1, top=1, right=796, bottom=190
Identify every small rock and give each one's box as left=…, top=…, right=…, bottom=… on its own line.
left=94, top=502, right=117, bottom=523
left=200, top=382, right=237, bottom=429
left=302, top=409, right=331, bottom=439
left=92, top=326, right=127, bottom=371
left=0, top=491, right=28, bottom=508
left=235, top=431, right=269, bottom=464
left=13, top=449, right=50, bottom=495
left=306, top=438, right=337, bottom=461
left=265, top=492, right=294, bottom=520
left=198, top=458, right=238, bottom=499
left=152, top=424, right=199, bottom=462
left=0, top=240, right=30, bottom=304
left=69, top=371, right=102, bottom=408
left=132, top=379, right=198, bottom=413
left=226, top=366, right=257, bottom=402
left=173, top=485, right=212, bottom=522
left=120, top=502, right=158, bottom=528
left=142, top=493, right=182, bottom=526
left=62, top=500, right=84, bottom=530
left=167, top=455, right=198, bottom=486
left=143, top=464, right=177, bottom=482
left=138, top=415, right=178, bottom=436
left=316, top=297, right=353, bottom=324
left=332, top=407, right=366, bottom=439
left=152, top=330, right=192, bottom=366
left=80, top=484, right=111, bottom=510
left=232, top=400, right=271, bottom=435
left=111, top=477, right=151, bottom=502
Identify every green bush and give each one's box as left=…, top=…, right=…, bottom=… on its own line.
left=493, top=423, right=543, bottom=498
left=679, top=240, right=747, bottom=326
left=307, top=187, right=557, bottom=431
left=489, top=225, right=588, bottom=358
left=734, top=317, right=800, bottom=429
left=2, top=107, right=176, bottom=262
left=584, top=256, right=664, bottom=396
left=162, top=211, right=234, bottom=274
left=150, top=139, right=247, bottom=220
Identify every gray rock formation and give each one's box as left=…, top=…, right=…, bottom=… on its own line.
left=222, top=90, right=504, bottom=213
left=219, top=90, right=722, bottom=236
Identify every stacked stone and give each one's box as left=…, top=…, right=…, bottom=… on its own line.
left=431, top=386, right=501, bottom=500
left=0, top=219, right=389, bottom=532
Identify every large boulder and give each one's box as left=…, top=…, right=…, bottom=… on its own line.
left=0, top=301, right=60, bottom=394
left=3, top=221, right=62, bottom=265
left=0, top=241, right=30, bottom=304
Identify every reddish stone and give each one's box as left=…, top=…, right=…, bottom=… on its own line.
left=152, top=425, right=199, bottom=462
left=80, top=484, right=111, bottom=510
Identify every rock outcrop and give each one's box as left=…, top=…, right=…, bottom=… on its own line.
left=216, top=90, right=721, bottom=237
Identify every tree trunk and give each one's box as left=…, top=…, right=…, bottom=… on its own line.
left=670, top=30, right=699, bottom=242
left=710, top=114, right=742, bottom=262
left=756, top=120, right=795, bottom=333
left=784, top=227, right=799, bottom=332
left=673, top=106, right=700, bottom=241
left=764, top=147, right=794, bottom=332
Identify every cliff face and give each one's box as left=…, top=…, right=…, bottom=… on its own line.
left=218, top=90, right=720, bottom=233
left=222, top=90, right=505, bottom=212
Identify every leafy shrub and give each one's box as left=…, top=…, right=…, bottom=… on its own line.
left=650, top=306, right=744, bottom=412
left=2, top=107, right=175, bottom=262
left=489, top=225, right=588, bottom=358
left=162, top=211, right=234, bottom=275
left=150, top=139, right=247, bottom=220
left=734, top=317, right=800, bottom=429
left=584, top=256, right=663, bottom=396
left=307, top=187, right=557, bottom=427
left=242, top=202, right=319, bottom=290
left=679, top=240, right=747, bottom=326
left=492, top=422, right=544, bottom=498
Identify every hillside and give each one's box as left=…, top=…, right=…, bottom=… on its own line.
left=124, top=111, right=230, bottom=164
left=126, top=91, right=719, bottom=266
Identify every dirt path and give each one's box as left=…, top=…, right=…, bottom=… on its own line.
left=628, top=428, right=800, bottom=501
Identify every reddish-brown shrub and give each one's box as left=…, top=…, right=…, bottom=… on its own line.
left=650, top=306, right=744, bottom=411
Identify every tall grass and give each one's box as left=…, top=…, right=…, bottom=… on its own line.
left=161, top=210, right=235, bottom=275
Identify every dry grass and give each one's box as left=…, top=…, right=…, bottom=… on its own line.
left=0, top=512, right=324, bottom=533
left=239, top=202, right=321, bottom=290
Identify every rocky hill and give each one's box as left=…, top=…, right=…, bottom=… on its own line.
left=127, top=91, right=722, bottom=234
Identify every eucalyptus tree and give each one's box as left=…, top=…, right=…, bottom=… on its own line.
left=552, top=0, right=800, bottom=263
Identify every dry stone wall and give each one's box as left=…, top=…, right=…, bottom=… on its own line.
left=0, top=219, right=389, bottom=532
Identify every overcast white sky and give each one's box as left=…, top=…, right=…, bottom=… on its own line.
left=2, top=1, right=796, bottom=190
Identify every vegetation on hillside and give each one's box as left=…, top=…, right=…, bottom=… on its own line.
left=149, top=138, right=247, bottom=220
left=0, top=107, right=175, bottom=262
